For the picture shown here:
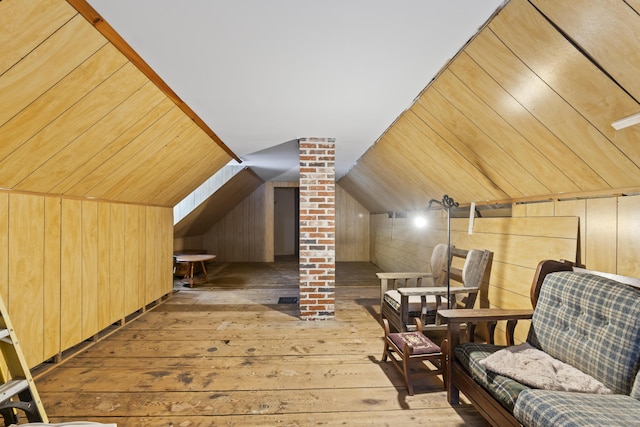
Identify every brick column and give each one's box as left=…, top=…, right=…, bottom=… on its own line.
left=299, top=137, right=335, bottom=320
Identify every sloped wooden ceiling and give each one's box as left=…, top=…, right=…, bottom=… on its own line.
left=340, top=0, right=640, bottom=213
left=0, top=0, right=236, bottom=207
left=174, top=168, right=264, bottom=238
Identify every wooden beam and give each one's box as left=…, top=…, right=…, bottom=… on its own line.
left=66, top=0, right=241, bottom=163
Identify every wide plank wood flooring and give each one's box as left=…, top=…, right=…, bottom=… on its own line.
left=34, top=260, right=488, bottom=426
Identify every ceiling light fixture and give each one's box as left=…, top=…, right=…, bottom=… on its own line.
left=611, top=112, right=640, bottom=130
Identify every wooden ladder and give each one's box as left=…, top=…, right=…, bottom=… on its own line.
left=0, top=295, right=47, bottom=424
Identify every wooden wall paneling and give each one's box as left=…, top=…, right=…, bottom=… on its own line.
left=81, top=200, right=99, bottom=341
left=60, top=199, right=82, bottom=352
left=145, top=206, right=159, bottom=303
left=585, top=197, right=618, bottom=273
left=18, top=81, right=165, bottom=194
left=627, top=0, right=640, bottom=14
left=162, top=207, right=173, bottom=295
left=451, top=218, right=578, bottom=268
left=555, top=199, right=587, bottom=266
left=97, top=202, right=111, bottom=330
left=373, top=118, right=447, bottom=205
left=337, top=167, right=391, bottom=214
left=407, top=104, right=509, bottom=202
left=43, top=196, right=61, bottom=360
left=448, top=52, right=606, bottom=192
left=8, top=194, right=45, bottom=367
left=525, top=201, right=555, bottom=217
left=55, top=97, right=174, bottom=196
left=104, top=121, right=206, bottom=203
left=202, top=184, right=269, bottom=262
left=0, top=193, right=8, bottom=304
left=416, top=89, right=526, bottom=199
left=530, top=0, right=640, bottom=101
left=142, top=132, right=233, bottom=207
left=6, top=62, right=148, bottom=191
left=137, top=205, right=147, bottom=308
left=468, top=23, right=637, bottom=189
left=0, top=13, right=105, bottom=129
left=124, top=204, right=141, bottom=314
left=256, top=183, right=269, bottom=262
left=336, top=185, right=370, bottom=262
left=80, top=106, right=185, bottom=199
left=343, top=151, right=412, bottom=212
left=0, top=47, right=126, bottom=178
left=617, top=195, right=640, bottom=278
left=511, top=203, right=526, bottom=218
left=433, top=69, right=566, bottom=195
left=174, top=168, right=263, bottom=238
left=0, top=0, right=75, bottom=75
left=109, top=203, right=125, bottom=323
left=491, top=0, right=640, bottom=174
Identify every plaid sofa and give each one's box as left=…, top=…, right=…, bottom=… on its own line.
left=455, top=270, right=640, bottom=427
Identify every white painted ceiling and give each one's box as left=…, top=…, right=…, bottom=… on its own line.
left=88, top=0, right=506, bottom=181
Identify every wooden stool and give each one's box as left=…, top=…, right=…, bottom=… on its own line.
left=382, top=318, right=445, bottom=395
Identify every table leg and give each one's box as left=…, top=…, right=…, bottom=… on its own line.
left=188, top=262, right=194, bottom=287
left=200, top=261, right=208, bottom=281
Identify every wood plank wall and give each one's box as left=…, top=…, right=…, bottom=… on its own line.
left=371, top=212, right=579, bottom=344
left=195, top=183, right=370, bottom=262
left=0, top=191, right=173, bottom=368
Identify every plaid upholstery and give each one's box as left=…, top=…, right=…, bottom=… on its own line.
left=528, top=271, right=640, bottom=395
left=514, top=389, right=640, bottom=427
left=455, top=342, right=530, bottom=411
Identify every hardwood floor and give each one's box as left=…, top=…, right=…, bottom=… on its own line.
left=34, top=261, right=488, bottom=426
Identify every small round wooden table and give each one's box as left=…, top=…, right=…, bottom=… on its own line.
left=175, top=254, right=217, bottom=287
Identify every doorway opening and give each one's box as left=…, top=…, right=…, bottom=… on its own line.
left=274, top=187, right=299, bottom=261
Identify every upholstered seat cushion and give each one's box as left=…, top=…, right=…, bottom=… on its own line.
left=514, top=389, right=640, bottom=427
left=388, top=332, right=441, bottom=355
left=455, top=342, right=530, bottom=411
left=383, top=290, right=448, bottom=316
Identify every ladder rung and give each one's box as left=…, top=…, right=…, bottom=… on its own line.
left=0, top=379, right=29, bottom=400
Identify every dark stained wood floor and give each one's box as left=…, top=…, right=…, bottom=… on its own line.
left=34, top=260, right=488, bottom=426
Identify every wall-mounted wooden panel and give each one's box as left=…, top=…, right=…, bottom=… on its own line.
left=336, top=185, right=370, bottom=262
left=60, top=198, right=82, bottom=351
left=43, top=197, right=62, bottom=361
left=618, top=196, right=640, bottom=278
left=81, top=200, right=99, bottom=341
left=8, top=194, right=45, bottom=367
left=0, top=191, right=173, bottom=369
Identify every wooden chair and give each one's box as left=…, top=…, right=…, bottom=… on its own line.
left=377, top=243, right=449, bottom=328
left=381, top=248, right=493, bottom=341
left=382, top=317, right=445, bottom=395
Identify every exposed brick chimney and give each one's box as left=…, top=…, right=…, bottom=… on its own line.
left=298, top=138, right=335, bottom=320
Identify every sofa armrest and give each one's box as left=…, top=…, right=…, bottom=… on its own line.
left=439, top=308, right=533, bottom=404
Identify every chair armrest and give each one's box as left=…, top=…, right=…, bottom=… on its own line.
left=376, top=272, right=436, bottom=279
left=440, top=308, right=533, bottom=349
left=438, top=308, right=533, bottom=324
left=378, top=272, right=437, bottom=310
left=397, top=286, right=480, bottom=296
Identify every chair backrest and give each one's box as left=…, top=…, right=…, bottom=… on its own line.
left=457, top=248, right=493, bottom=309
left=461, top=249, right=492, bottom=289
left=429, top=243, right=449, bottom=286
